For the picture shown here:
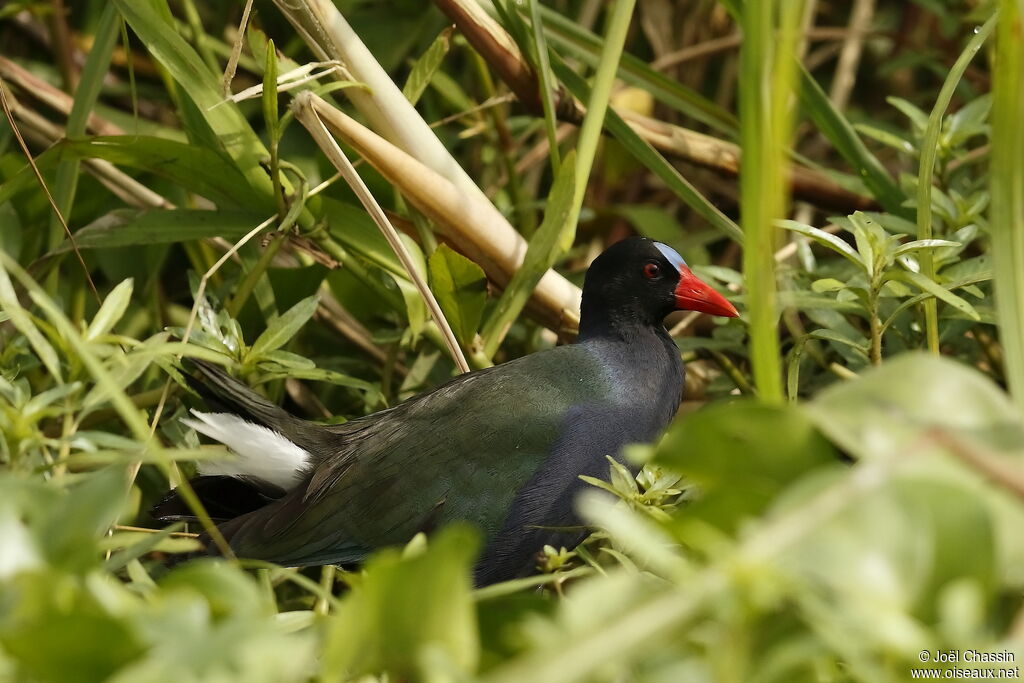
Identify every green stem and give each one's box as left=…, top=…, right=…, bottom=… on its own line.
left=565, top=0, right=637, bottom=239
left=991, top=2, right=1024, bottom=416
left=739, top=0, right=805, bottom=403
left=869, top=298, right=882, bottom=365
left=226, top=232, right=286, bottom=318
left=916, top=13, right=996, bottom=355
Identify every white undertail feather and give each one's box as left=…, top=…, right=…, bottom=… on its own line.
left=181, top=410, right=311, bottom=489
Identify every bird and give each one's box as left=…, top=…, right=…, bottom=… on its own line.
left=152, top=237, right=738, bottom=585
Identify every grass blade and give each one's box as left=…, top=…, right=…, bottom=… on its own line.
left=564, top=0, right=637, bottom=249
left=797, top=66, right=906, bottom=215
left=551, top=58, right=742, bottom=243
left=741, top=0, right=806, bottom=403
left=481, top=152, right=575, bottom=358
left=991, top=1, right=1024, bottom=415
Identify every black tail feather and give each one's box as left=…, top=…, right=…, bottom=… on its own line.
left=150, top=475, right=286, bottom=523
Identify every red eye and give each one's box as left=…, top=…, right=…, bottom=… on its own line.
left=643, top=262, right=661, bottom=279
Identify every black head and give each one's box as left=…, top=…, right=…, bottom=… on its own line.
left=578, top=237, right=737, bottom=339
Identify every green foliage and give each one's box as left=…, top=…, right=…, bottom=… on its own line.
left=323, top=527, right=480, bottom=679
left=0, top=1, right=1022, bottom=681
left=428, top=244, right=488, bottom=349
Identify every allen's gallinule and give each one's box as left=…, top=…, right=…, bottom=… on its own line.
left=153, top=237, right=738, bottom=584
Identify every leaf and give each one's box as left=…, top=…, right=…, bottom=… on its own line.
left=892, top=239, right=961, bottom=257
left=811, top=278, right=847, bottom=293
left=538, top=5, right=736, bottom=134
left=263, top=38, right=280, bottom=144
left=777, top=220, right=861, bottom=265
left=51, top=209, right=267, bottom=252
left=553, top=57, right=743, bottom=243
left=481, top=151, right=577, bottom=357
left=655, top=401, right=835, bottom=532
left=59, top=136, right=266, bottom=210
left=428, top=244, right=488, bottom=348
left=114, top=0, right=272, bottom=195
left=807, top=328, right=870, bottom=355
left=85, top=279, right=134, bottom=341
left=322, top=526, right=480, bottom=680
left=0, top=255, right=62, bottom=381
left=886, top=270, right=981, bottom=321
left=255, top=366, right=382, bottom=404
left=807, top=352, right=1022, bottom=462
left=248, top=294, right=320, bottom=359
left=888, top=96, right=930, bottom=134
left=42, top=467, right=127, bottom=571
left=853, top=123, right=917, bottom=155
left=403, top=26, right=453, bottom=105
left=798, top=68, right=907, bottom=215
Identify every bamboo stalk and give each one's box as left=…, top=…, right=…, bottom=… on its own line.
left=272, top=0, right=582, bottom=327
left=295, top=92, right=582, bottom=329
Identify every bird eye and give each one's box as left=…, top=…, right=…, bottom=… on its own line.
left=642, top=262, right=661, bottom=279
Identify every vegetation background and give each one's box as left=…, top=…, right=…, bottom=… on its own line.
left=0, top=0, right=1023, bottom=681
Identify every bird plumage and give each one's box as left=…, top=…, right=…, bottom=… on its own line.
left=153, top=237, right=736, bottom=584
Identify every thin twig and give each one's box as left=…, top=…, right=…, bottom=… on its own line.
left=220, top=0, right=255, bottom=96
left=829, top=0, right=876, bottom=112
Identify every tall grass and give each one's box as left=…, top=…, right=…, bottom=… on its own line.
left=991, top=0, right=1024, bottom=415
left=739, top=0, right=806, bottom=402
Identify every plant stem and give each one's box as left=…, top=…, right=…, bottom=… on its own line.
left=916, top=13, right=996, bottom=355
left=565, top=0, right=637, bottom=242
left=740, top=0, right=805, bottom=403
left=991, top=1, right=1024, bottom=416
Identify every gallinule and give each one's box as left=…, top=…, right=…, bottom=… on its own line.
left=153, top=237, right=738, bottom=584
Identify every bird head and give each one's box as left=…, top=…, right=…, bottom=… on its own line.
left=580, top=237, right=738, bottom=332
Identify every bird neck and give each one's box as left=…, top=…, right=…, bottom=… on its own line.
left=577, top=299, right=667, bottom=346
left=577, top=304, right=685, bottom=434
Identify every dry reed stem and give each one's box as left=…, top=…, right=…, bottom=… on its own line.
left=293, top=92, right=471, bottom=373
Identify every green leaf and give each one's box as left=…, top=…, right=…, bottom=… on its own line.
left=481, top=151, right=577, bottom=357
left=42, top=467, right=127, bottom=571
left=886, top=270, right=981, bottom=321
left=807, top=352, right=1022, bottom=461
left=263, top=38, right=280, bottom=144
left=248, top=294, right=320, bottom=359
left=552, top=58, right=743, bottom=243
left=85, top=279, right=134, bottom=341
left=322, top=526, right=480, bottom=680
left=853, top=123, right=917, bottom=155
left=807, top=328, right=870, bottom=355
left=888, top=96, right=930, bottom=134
left=50, top=209, right=267, bottom=252
left=402, top=26, right=452, bottom=105
left=0, top=257, right=63, bottom=381
left=428, top=244, right=488, bottom=348
left=254, top=367, right=382, bottom=404
left=810, top=278, right=847, bottom=293
left=798, top=67, right=907, bottom=215
left=538, top=5, right=737, bottom=134
left=892, top=239, right=961, bottom=258
left=655, top=401, right=835, bottom=532
left=777, top=220, right=861, bottom=266
left=114, top=0, right=273, bottom=195
left=59, top=136, right=266, bottom=210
